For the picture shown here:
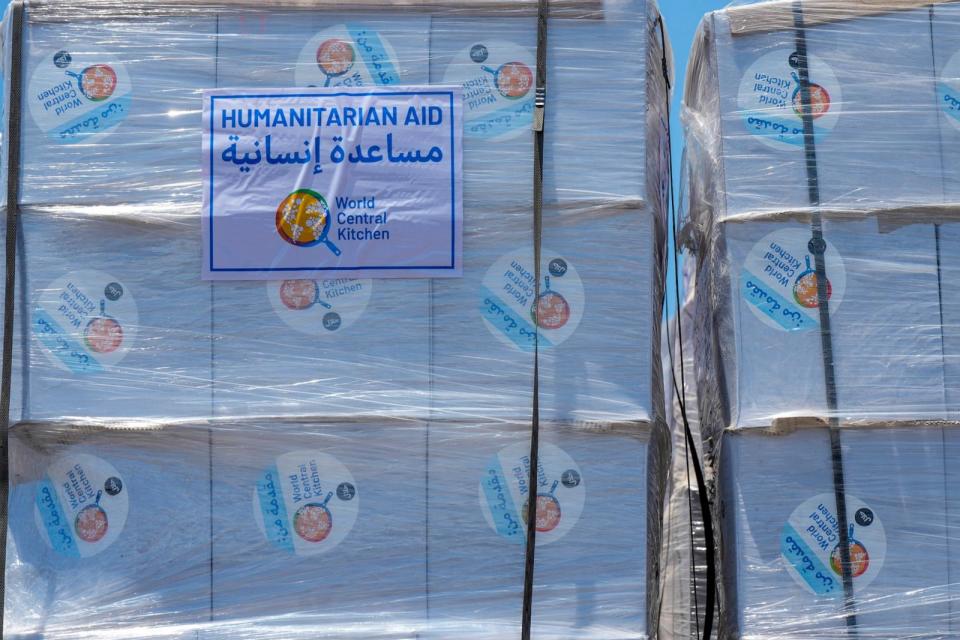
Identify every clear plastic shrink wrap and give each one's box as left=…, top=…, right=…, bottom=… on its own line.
left=683, top=0, right=960, bottom=637
left=659, top=251, right=716, bottom=639
left=0, top=1, right=673, bottom=638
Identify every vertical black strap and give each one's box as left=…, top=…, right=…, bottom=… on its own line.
left=1, top=0, right=25, bottom=631
left=521, top=0, right=548, bottom=638
left=791, top=3, right=858, bottom=633
left=652, top=17, right=717, bottom=639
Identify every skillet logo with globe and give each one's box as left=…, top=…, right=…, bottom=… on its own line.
left=268, top=277, right=374, bottom=337
left=737, top=49, right=842, bottom=148
left=276, top=189, right=341, bottom=256
left=316, top=38, right=356, bottom=87
left=295, top=25, right=402, bottom=88
left=792, top=255, right=832, bottom=309
left=443, top=40, right=536, bottom=141
left=27, top=49, right=132, bottom=143
left=781, top=495, right=886, bottom=597
left=34, top=454, right=129, bottom=559
left=829, top=523, right=871, bottom=580
left=480, top=58, right=533, bottom=100
left=66, top=62, right=118, bottom=102
left=480, top=252, right=585, bottom=351
left=54, top=49, right=118, bottom=102
left=33, top=272, right=138, bottom=375
left=788, top=52, right=831, bottom=120
left=479, top=442, right=586, bottom=545
left=292, top=493, right=336, bottom=542
left=254, top=451, right=359, bottom=557
left=740, top=229, right=846, bottom=332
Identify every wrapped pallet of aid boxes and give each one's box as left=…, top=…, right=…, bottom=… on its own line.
left=427, top=3, right=673, bottom=635
left=1, top=1, right=672, bottom=638
left=684, top=0, right=960, bottom=637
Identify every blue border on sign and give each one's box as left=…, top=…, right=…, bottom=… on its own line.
left=208, top=90, right=459, bottom=273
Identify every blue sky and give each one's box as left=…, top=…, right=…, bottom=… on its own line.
left=660, top=0, right=729, bottom=317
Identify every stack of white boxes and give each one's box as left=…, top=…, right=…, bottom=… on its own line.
left=207, top=14, right=432, bottom=635
left=2, top=1, right=672, bottom=638
left=6, top=426, right=213, bottom=638
left=206, top=420, right=428, bottom=639
left=687, top=2, right=960, bottom=637
left=426, top=424, right=652, bottom=639
left=924, top=5, right=960, bottom=631
left=15, top=13, right=218, bottom=420
left=3, top=10, right=218, bottom=638
left=427, top=1, right=671, bottom=636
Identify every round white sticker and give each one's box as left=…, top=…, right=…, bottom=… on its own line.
left=253, top=450, right=359, bottom=556
left=740, top=229, right=846, bottom=332
left=34, top=453, right=129, bottom=558
left=295, top=25, right=403, bottom=88
left=480, top=249, right=585, bottom=351
left=33, top=271, right=139, bottom=374
left=479, top=442, right=585, bottom=545
left=443, top=40, right=535, bottom=141
left=28, top=49, right=132, bottom=143
left=738, top=50, right=842, bottom=148
left=939, top=50, right=960, bottom=131
left=267, top=278, right=373, bottom=335
left=781, top=494, right=886, bottom=596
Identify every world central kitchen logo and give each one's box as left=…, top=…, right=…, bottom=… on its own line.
left=275, top=190, right=390, bottom=255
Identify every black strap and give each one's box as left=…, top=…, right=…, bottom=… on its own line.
left=791, top=3, right=858, bottom=633
left=520, top=0, right=548, bottom=637
left=656, top=22, right=712, bottom=640
left=0, top=1, right=25, bottom=633
left=654, top=15, right=717, bottom=640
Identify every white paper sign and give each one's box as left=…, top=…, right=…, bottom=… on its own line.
left=202, top=86, right=463, bottom=279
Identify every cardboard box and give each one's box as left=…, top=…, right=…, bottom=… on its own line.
left=211, top=276, right=429, bottom=420
left=717, top=216, right=945, bottom=427
left=19, top=17, right=217, bottom=206
left=429, top=0, right=669, bottom=212
left=19, top=212, right=211, bottom=421
left=425, top=423, right=650, bottom=638
left=211, top=15, right=433, bottom=423
left=207, top=420, right=427, bottom=638
left=431, top=209, right=660, bottom=425
left=942, top=425, right=960, bottom=635
left=938, top=222, right=960, bottom=417
left=720, top=426, right=951, bottom=637
left=4, top=425, right=212, bottom=639
left=430, top=215, right=534, bottom=422
left=700, top=6, right=942, bottom=218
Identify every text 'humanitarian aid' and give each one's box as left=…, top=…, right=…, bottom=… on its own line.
left=202, top=86, right=463, bottom=279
